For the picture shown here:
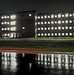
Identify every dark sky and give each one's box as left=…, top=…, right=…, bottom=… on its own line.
left=0, top=0, right=74, bottom=13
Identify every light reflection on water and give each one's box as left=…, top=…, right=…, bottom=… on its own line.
left=0, top=52, right=74, bottom=75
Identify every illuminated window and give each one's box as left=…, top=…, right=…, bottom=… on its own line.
left=38, top=28, right=40, bottom=30
left=51, top=15, right=54, bottom=18
left=4, top=16, right=7, bottom=19
left=1, top=16, right=4, bottom=19
left=7, top=22, right=10, bottom=24
left=65, top=26, right=68, bottom=29
left=55, top=33, right=57, bottom=36
left=2, top=28, right=4, bottom=30
left=41, top=16, right=43, bottom=19
left=51, top=21, right=54, bottom=24
left=62, top=27, right=64, bottom=30
left=51, top=27, right=54, bottom=30
left=65, top=20, right=68, bottom=23
left=55, top=27, right=57, bottom=30
left=44, top=15, right=47, bottom=18
left=69, top=26, right=72, bottom=29
left=5, top=28, right=6, bottom=30
left=38, top=33, right=40, bottom=36
left=22, top=27, right=25, bottom=29
left=48, top=27, right=50, bottom=30
left=44, top=21, right=47, bottom=24
left=44, top=33, right=47, bottom=36
left=41, top=27, right=43, bottom=30
left=51, top=33, right=54, bottom=36
left=10, top=27, right=16, bottom=31
left=66, top=33, right=68, bottom=36
left=65, top=13, right=69, bottom=17
left=38, top=16, right=40, bottom=19
left=62, top=15, right=64, bottom=17
left=41, top=22, right=43, bottom=25
left=70, top=14, right=72, bottom=17
left=4, top=22, right=7, bottom=24
left=58, top=14, right=61, bottom=18
left=69, top=33, right=72, bottom=36
left=48, top=33, right=50, bottom=36
left=62, top=33, right=64, bottom=36
left=69, top=20, right=72, bottom=23
left=48, top=21, right=50, bottom=24
left=55, top=21, right=57, bottom=24
left=5, top=34, right=7, bottom=36
left=62, top=21, right=64, bottom=23
left=7, top=16, right=9, bottom=18
left=44, top=27, right=47, bottom=30
left=7, top=28, right=10, bottom=30
left=29, top=14, right=32, bottom=16
left=58, top=33, right=61, bottom=36
left=10, top=15, right=16, bottom=19
left=38, top=22, right=40, bottom=25
left=48, top=15, right=50, bottom=18
left=58, top=26, right=61, bottom=30
left=58, top=20, right=61, bottom=24
left=10, top=21, right=16, bottom=25
left=41, top=33, right=43, bottom=36
left=1, top=22, right=4, bottom=25
left=55, top=15, right=57, bottom=18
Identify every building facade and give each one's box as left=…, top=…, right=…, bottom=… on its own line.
left=0, top=11, right=35, bottom=38
left=0, top=10, right=74, bottom=38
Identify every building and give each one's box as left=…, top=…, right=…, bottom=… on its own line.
left=0, top=10, right=35, bottom=38
left=0, top=10, right=74, bottom=38
left=36, top=11, right=74, bottom=37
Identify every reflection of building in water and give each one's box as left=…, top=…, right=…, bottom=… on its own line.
left=1, top=52, right=17, bottom=72
left=35, top=53, right=74, bottom=70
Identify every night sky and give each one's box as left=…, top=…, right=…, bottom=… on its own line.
left=0, top=0, right=74, bottom=13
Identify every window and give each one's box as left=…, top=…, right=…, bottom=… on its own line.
left=66, top=33, right=68, bottom=36
left=55, top=33, right=57, bottom=36
left=44, top=27, right=47, bottom=30
left=65, top=26, right=68, bottom=29
left=38, top=16, right=40, bottom=19
left=65, top=20, right=68, bottom=23
left=48, top=27, right=50, bottom=30
left=58, top=33, right=61, bottom=36
left=65, top=13, right=69, bottom=17
left=41, top=16, right=43, bottom=19
left=62, top=27, right=64, bottom=30
left=41, top=27, right=43, bottom=30
left=44, top=33, right=47, bottom=36
left=62, top=33, right=64, bottom=36
left=29, top=14, right=32, bottom=16
left=44, top=21, right=47, bottom=24
left=58, top=26, right=61, bottom=30
left=48, top=33, right=50, bottom=36
left=51, top=27, right=54, bottom=30
left=38, top=28, right=40, bottom=30
left=10, top=27, right=16, bottom=31
left=58, top=20, right=61, bottom=24
left=58, top=14, right=61, bottom=18
left=62, top=15, right=64, bottom=17
left=2, top=28, right=4, bottom=30
left=69, top=20, right=72, bottom=23
left=69, top=14, right=72, bottom=17
left=44, top=15, right=47, bottom=18
left=10, top=15, right=16, bottom=19
left=41, top=33, right=43, bottom=36
left=22, top=27, right=25, bottom=29
left=7, top=28, right=10, bottom=30
left=48, top=15, right=50, bottom=18
left=48, top=21, right=50, bottom=24
left=62, top=21, right=64, bottom=23
left=51, top=15, right=54, bottom=18
left=38, top=22, right=40, bottom=25
left=1, top=16, right=4, bottom=19
left=55, top=15, right=57, bottom=18
left=41, top=22, right=43, bottom=25
left=1, top=22, right=4, bottom=25
left=69, top=26, right=72, bottom=29
left=10, top=21, right=16, bottom=25
left=51, top=21, right=54, bottom=24
left=51, top=33, right=54, bottom=36
left=55, top=27, right=57, bottom=30
left=69, top=33, right=72, bottom=36
left=55, top=21, right=57, bottom=24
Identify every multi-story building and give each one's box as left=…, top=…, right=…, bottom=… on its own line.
left=0, top=10, right=74, bottom=38
left=36, top=11, right=74, bottom=37
left=0, top=10, right=35, bottom=38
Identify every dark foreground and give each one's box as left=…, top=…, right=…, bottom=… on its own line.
left=0, top=52, right=74, bottom=75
